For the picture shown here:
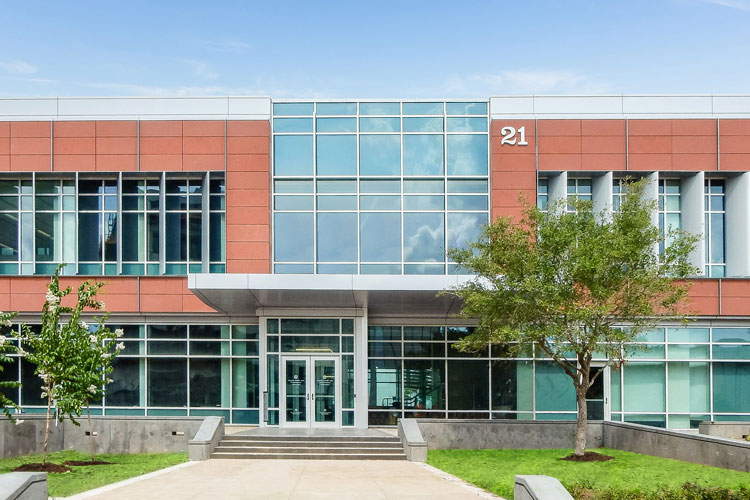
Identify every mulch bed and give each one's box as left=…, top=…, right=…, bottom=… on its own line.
left=13, top=462, right=71, bottom=473
left=560, top=451, right=614, bottom=462
left=64, top=460, right=114, bottom=466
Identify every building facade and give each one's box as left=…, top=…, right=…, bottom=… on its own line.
left=0, top=95, right=749, bottom=430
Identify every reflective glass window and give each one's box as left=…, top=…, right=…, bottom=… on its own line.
left=403, top=135, right=443, bottom=176
left=403, top=117, right=443, bottom=132
left=446, top=102, right=487, bottom=115
left=447, top=213, right=487, bottom=252
left=360, top=135, right=400, bottom=176
left=274, top=213, right=313, bottom=262
left=448, top=360, right=488, bottom=410
left=273, top=118, right=313, bottom=133
left=317, top=135, right=356, bottom=175
left=402, top=102, right=443, bottom=115
left=446, top=117, right=487, bottom=132
left=404, top=213, right=444, bottom=262
left=273, top=102, right=313, bottom=116
left=360, top=213, right=401, bottom=262
left=316, top=118, right=357, bottom=133
left=317, top=213, right=357, bottom=262
left=316, top=102, right=356, bottom=115
left=447, top=135, right=488, bottom=175
left=360, top=102, right=400, bottom=115
left=274, top=135, right=313, bottom=175
left=359, top=118, right=400, bottom=132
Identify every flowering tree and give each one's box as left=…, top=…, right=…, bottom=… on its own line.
left=15, top=265, right=122, bottom=465
left=0, top=311, right=20, bottom=419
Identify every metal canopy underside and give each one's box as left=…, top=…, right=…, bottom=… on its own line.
left=187, top=274, right=473, bottom=317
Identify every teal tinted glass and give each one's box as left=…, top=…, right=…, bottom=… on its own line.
left=273, top=118, right=313, bottom=133
left=360, top=135, right=400, bottom=176
left=274, top=135, right=313, bottom=175
left=317, top=195, right=357, bottom=210
left=713, top=363, right=750, bottom=412
left=359, top=102, right=400, bottom=115
left=316, top=118, right=356, bottom=133
left=316, top=102, right=356, bottom=115
left=359, top=117, right=400, bottom=132
left=446, top=102, right=487, bottom=115
left=447, top=135, right=488, bottom=175
left=447, top=195, right=488, bottom=210
left=273, top=103, right=313, bottom=116
left=274, top=213, right=313, bottom=262
left=274, top=195, right=313, bottom=210
left=403, top=117, right=443, bottom=132
left=317, top=180, right=356, bottom=193
left=404, top=195, right=443, bottom=210
left=360, top=213, right=401, bottom=261
left=403, top=135, right=443, bottom=175
left=317, top=213, right=357, bottom=262
left=624, top=362, right=666, bottom=412
left=360, top=195, right=400, bottom=210
left=447, top=117, right=487, bottom=132
left=404, top=212, right=444, bottom=262
left=316, top=135, right=356, bottom=175
left=447, top=179, right=488, bottom=193
left=448, top=213, right=487, bottom=252
left=274, top=180, right=313, bottom=193
left=360, top=180, right=400, bottom=193
left=402, top=102, right=443, bottom=115
left=668, top=328, right=709, bottom=343
left=713, top=328, right=750, bottom=342
left=713, top=345, right=750, bottom=359
left=404, top=179, right=444, bottom=193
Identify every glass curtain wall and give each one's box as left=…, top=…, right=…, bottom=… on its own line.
left=705, top=179, right=726, bottom=277
left=367, top=324, right=750, bottom=429
left=3, top=323, right=260, bottom=424
left=0, top=172, right=226, bottom=275
left=658, top=178, right=681, bottom=255
left=271, top=101, right=489, bottom=275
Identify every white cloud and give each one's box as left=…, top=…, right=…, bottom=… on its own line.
left=0, top=60, right=37, bottom=75
left=428, top=69, right=615, bottom=97
left=705, top=0, right=750, bottom=10
left=182, top=59, right=220, bottom=80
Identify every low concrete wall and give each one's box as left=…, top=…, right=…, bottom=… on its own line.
left=397, top=419, right=427, bottom=462
left=188, top=416, right=224, bottom=461
left=603, top=421, right=750, bottom=472
left=699, top=421, right=750, bottom=441
left=0, top=472, right=47, bottom=500
left=415, top=419, right=603, bottom=450
left=514, top=475, right=573, bottom=500
left=0, top=416, right=204, bottom=458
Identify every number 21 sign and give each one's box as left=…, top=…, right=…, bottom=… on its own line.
left=499, top=126, right=529, bottom=146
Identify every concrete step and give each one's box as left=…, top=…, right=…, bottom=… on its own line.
left=217, top=440, right=403, bottom=448
left=221, top=435, right=400, bottom=443
left=211, top=451, right=407, bottom=460
left=214, top=446, right=403, bottom=454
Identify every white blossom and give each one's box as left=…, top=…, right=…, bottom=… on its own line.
left=46, top=291, right=59, bottom=305
left=102, top=352, right=111, bottom=359
left=80, top=321, right=89, bottom=330
left=114, top=328, right=124, bottom=338
left=0, top=335, right=5, bottom=345
left=98, top=301, right=105, bottom=309
left=17, top=348, right=26, bottom=356
left=89, top=334, right=97, bottom=343
left=1, top=319, right=10, bottom=327
left=88, top=385, right=98, bottom=394
left=115, top=342, right=125, bottom=351
left=14, top=419, right=24, bottom=426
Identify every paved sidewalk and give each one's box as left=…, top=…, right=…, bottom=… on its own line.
left=71, top=459, right=498, bottom=500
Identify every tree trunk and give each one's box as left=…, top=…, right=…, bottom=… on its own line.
left=575, top=384, right=588, bottom=456
left=87, top=403, right=95, bottom=463
left=42, top=393, right=52, bottom=465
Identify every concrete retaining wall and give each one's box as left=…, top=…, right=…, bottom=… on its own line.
left=0, top=416, right=204, bottom=458
left=699, top=421, right=750, bottom=441
left=604, top=421, right=750, bottom=472
left=415, top=419, right=603, bottom=450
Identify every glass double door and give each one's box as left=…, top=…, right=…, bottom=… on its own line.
left=281, top=356, right=339, bottom=427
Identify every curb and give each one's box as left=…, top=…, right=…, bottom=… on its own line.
left=417, top=462, right=506, bottom=500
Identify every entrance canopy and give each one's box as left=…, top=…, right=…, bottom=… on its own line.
left=187, top=274, right=474, bottom=316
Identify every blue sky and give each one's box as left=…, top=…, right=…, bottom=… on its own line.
left=0, top=0, right=749, bottom=98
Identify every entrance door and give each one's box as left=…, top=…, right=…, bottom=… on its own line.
left=281, top=356, right=339, bottom=428
left=586, top=365, right=611, bottom=421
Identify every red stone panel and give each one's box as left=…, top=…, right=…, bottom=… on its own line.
left=719, top=119, right=750, bottom=171
left=490, top=120, right=536, bottom=222
left=10, top=122, right=50, bottom=171
left=684, top=279, right=720, bottom=316
left=95, top=121, right=137, bottom=171
left=719, top=280, right=750, bottom=315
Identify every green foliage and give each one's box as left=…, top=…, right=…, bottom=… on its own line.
left=0, top=311, right=20, bottom=419
left=0, top=450, right=187, bottom=497
left=569, top=482, right=750, bottom=500
left=447, top=178, right=698, bottom=373
left=12, top=264, right=123, bottom=462
left=427, top=448, right=750, bottom=500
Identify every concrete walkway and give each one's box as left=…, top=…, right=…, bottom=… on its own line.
left=71, top=459, right=499, bottom=500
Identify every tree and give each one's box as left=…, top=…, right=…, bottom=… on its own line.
left=446, top=179, right=698, bottom=457
left=0, top=311, right=21, bottom=419
left=70, top=318, right=124, bottom=463
left=15, top=265, right=116, bottom=465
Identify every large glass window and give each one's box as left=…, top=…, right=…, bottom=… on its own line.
left=0, top=178, right=32, bottom=275
left=78, top=178, right=118, bottom=275
left=705, top=179, right=725, bottom=277
left=658, top=178, right=681, bottom=255
left=35, top=177, right=75, bottom=274
left=272, top=100, right=490, bottom=275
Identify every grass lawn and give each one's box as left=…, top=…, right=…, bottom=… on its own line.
left=427, top=448, right=750, bottom=499
left=0, top=450, right=187, bottom=497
